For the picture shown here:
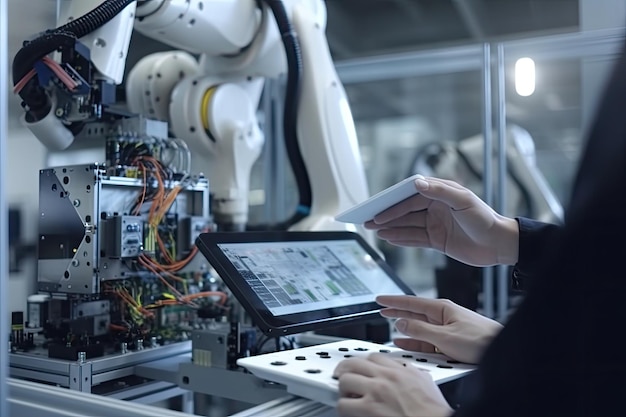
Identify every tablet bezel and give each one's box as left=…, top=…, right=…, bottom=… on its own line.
left=195, top=230, right=414, bottom=336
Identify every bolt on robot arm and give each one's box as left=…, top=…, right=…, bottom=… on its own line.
left=13, top=0, right=372, bottom=235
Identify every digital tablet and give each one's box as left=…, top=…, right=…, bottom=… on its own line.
left=335, top=174, right=423, bottom=224
left=195, top=231, right=413, bottom=336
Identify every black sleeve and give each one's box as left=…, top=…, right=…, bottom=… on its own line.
left=509, top=217, right=560, bottom=291
left=452, top=35, right=626, bottom=417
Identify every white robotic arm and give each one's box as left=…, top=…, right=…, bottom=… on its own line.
left=128, top=0, right=371, bottom=233
left=56, top=0, right=135, bottom=85
left=14, top=0, right=372, bottom=236
left=289, top=2, right=371, bottom=232
left=412, top=125, right=564, bottom=223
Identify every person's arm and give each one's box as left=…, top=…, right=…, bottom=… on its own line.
left=364, top=176, right=521, bottom=267
left=363, top=176, right=562, bottom=291
left=510, top=217, right=561, bottom=291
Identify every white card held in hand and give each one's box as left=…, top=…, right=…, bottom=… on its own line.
left=335, top=174, right=423, bottom=224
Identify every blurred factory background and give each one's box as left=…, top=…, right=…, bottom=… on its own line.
left=326, top=0, right=579, bottom=59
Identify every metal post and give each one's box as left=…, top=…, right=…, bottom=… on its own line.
left=0, top=0, right=9, bottom=414
left=496, top=43, right=509, bottom=321
left=481, top=43, right=495, bottom=319
left=181, top=391, right=194, bottom=414
left=69, top=361, right=93, bottom=393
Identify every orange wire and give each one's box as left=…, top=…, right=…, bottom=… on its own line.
left=115, top=287, right=154, bottom=318
left=153, top=246, right=199, bottom=272
left=139, top=254, right=186, bottom=282
left=42, top=57, right=78, bottom=90
left=139, top=256, right=185, bottom=298
left=13, top=68, right=36, bottom=94
left=147, top=291, right=228, bottom=309
left=130, top=156, right=202, bottom=300
left=109, top=324, right=129, bottom=332
left=182, top=291, right=228, bottom=305
left=155, top=233, right=175, bottom=265
left=135, top=156, right=165, bottom=222
left=133, top=162, right=148, bottom=216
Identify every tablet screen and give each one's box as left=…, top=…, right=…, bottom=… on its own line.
left=195, top=231, right=413, bottom=335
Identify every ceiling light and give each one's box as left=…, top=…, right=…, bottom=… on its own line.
left=515, top=57, right=536, bottom=97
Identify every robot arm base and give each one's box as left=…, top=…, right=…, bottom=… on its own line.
left=212, top=197, right=248, bottom=231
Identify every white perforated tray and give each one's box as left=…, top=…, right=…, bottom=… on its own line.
left=237, top=339, right=475, bottom=406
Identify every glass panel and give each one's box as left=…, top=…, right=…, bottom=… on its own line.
left=501, top=29, right=625, bottom=218
left=343, top=69, right=485, bottom=297
left=347, top=70, right=484, bottom=194
left=493, top=29, right=625, bottom=318
left=503, top=58, right=582, bottom=214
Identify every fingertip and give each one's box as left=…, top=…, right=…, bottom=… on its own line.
left=372, top=215, right=385, bottom=225
left=378, top=308, right=393, bottom=318
left=414, top=178, right=429, bottom=191
left=375, top=294, right=390, bottom=304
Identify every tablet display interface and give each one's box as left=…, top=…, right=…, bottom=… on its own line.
left=195, top=231, right=413, bottom=335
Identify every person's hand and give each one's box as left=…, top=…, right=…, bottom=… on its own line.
left=364, top=176, right=519, bottom=266
left=333, top=353, right=453, bottom=417
left=378, top=294, right=503, bottom=364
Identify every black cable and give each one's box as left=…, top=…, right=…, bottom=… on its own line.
left=13, top=0, right=136, bottom=82
left=12, top=0, right=136, bottom=114
left=261, top=0, right=312, bottom=230
left=15, top=32, right=77, bottom=119
left=254, top=335, right=293, bottom=354
left=455, top=147, right=533, bottom=218
left=58, top=0, right=136, bottom=39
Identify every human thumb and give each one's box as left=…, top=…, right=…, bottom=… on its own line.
left=414, top=177, right=430, bottom=191
left=413, top=177, right=474, bottom=212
